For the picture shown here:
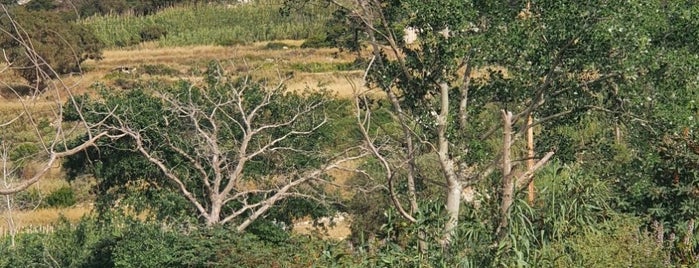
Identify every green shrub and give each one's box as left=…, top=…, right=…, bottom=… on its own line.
left=536, top=216, right=667, bottom=267
left=9, top=142, right=38, bottom=163
left=44, top=186, right=76, bottom=208
left=0, top=233, right=50, bottom=267
left=139, top=25, right=168, bottom=42
left=25, top=0, right=56, bottom=11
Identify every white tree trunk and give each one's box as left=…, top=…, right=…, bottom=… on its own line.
left=438, top=82, right=461, bottom=247
left=497, top=110, right=514, bottom=239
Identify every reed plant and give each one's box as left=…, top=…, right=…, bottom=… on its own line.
left=82, top=0, right=331, bottom=47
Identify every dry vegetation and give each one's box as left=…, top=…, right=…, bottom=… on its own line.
left=52, top=41, right=367, bottom=98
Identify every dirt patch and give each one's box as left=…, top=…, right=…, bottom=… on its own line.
left=292, top=213, right=352, bottom=240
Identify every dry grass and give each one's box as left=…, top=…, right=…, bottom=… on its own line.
left=287, top=71, right=367, bottom=99
left=0, top=204, right=92, bottom=234
left=57, top=41, right=359, bottom=97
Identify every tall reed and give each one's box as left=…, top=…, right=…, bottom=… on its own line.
left=82, top=0, right=332, bottom=47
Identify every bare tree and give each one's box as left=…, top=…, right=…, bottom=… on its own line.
left=73, top=66, right=365, bottom=230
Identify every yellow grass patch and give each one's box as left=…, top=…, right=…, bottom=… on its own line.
left=0, top=204, right=92, bottom=235
left=287, top=71, right=367, bottom=99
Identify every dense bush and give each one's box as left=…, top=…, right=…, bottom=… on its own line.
left=0, top=215, right=359, bottom=267
left=0, top=7, right=103, bottom=89
left=44, top=186, right=77, bottom=208
left=24, top=0, right=56, bottom=11
left=536, top=216, right=667, bottom=267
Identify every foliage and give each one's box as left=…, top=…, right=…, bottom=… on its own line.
left=536, top=216, right=667, bottom=267
left=24, top=0, right=57, bottom=11
left=1, top=0, right=698, bottom=266
left=0, top=7, right=103, bottom=88
left=303, top=0, right=699, bottom=262
left=43, top=186, right=77, bottom=208
left=300, top=34, right=333, bottom=48
left=0, top=214, right=360, bottom=267
left=286, top=0, right=363, bottom=55
left=524, top=2, right=699, bottom=259
left=346, top=162, right=663, bottom=266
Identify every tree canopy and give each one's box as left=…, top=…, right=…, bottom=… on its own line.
left=312, top=0, right=699, bottom=263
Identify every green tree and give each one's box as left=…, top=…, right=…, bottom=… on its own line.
left=0, top=7, right=103, bottom=89
left=316, top=0, right=699, bottom=260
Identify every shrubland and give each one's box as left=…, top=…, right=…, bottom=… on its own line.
left=0, top=0, right=697, bottom=267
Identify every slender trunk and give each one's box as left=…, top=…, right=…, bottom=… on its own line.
left=459, top=58, right=472, bottom=130
left=527, top=115, right=535, bottom=204
left=386, top=86, right=424, bottom=252
left=4, top=195, right=15, bottom=247
left=443, top=174, right=461, bottom=245
left=1, top=143, right=16, bottom=247
left=360, top=4, right=424, bottom=252
left=383, top=91, right=419, bottom=215
left=497, top=110, right=514, bottom=239
left=438, top=82, right=461, bottom=248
